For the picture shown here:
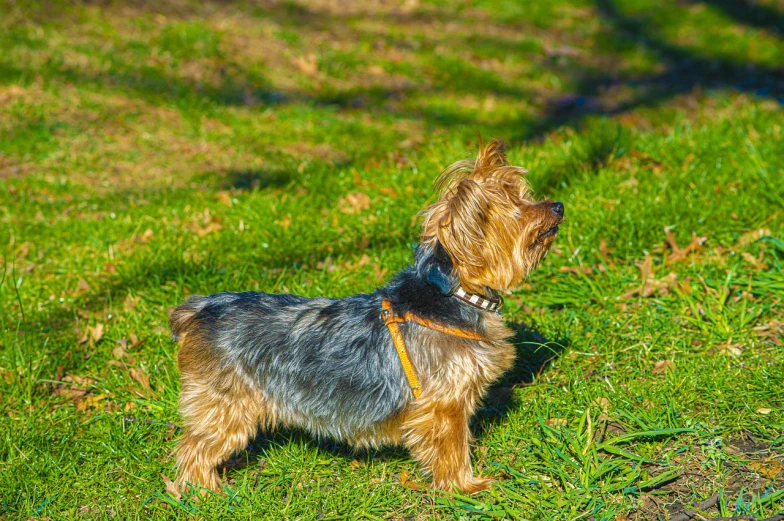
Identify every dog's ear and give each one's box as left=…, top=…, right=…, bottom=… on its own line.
left=474, top=137, right=508, bottom=170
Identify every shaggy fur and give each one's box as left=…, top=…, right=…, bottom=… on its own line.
left=171, top=138, right=564, bottom=494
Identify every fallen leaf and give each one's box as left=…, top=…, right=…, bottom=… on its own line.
left=112, top=344, right=126, bottom=360
left=130, top=332, right=141, bottom=348
left=652, top=360, right=675, bottom=375
left=379, top=187, right=399, bottom=198
left=339, top=193, right=371, bottom=214
left=756, top=408, right=772, bottom=415
left=720, top=341, right=744, bottom=357
left=737, top=228, right=771, bottom=247
left=196, top=222, right=223, bottom=236
left=77, top=279, right=90, bottom=293
left=664, top=228, right=707, bottom=264
left=217, top=191, right=233, bottom=206
left=161, top=473, right=182, bottom=501
left=749, top=459, right=782, bottom=478
left=136, top=229, right=154, bottom=243
left=79, top=323, right=105, bottom=345
left=753, top=320, right=783, bottom=346
left=129, top=367, right=154, bottom=397
left=292, top=54, right=319, bottom=76
left=124, top=294, right=139, bottom=312
left=598, top=239, right=616, bottom=267
left=560, top=266, right=593, bottom=274
left=546, top=418, right=567, bottom=427
left=276, top=215, right=292, bottom=230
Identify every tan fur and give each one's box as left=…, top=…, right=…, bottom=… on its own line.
left=175, top=330, right=266, bottom=492
left=395, top=314, right=514, bottom=491
left=422, top=138, right=560, bottom=294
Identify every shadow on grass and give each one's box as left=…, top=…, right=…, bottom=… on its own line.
left=538, top=0, right=784, bottom=134
left=194, top=167, right=296, bottom=191
left=473, top=323, right=569, bottom=441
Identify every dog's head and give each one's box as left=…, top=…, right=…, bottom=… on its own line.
left=421, top=138, right=564, bottom=294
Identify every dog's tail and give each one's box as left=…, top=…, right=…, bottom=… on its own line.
left=170, top=296, right=210, bottom=342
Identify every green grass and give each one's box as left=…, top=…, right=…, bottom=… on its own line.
left=1, top=0, right=783, bottom=519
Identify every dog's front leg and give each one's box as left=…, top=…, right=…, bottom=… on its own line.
left=401, top=398, right=491, bottom=493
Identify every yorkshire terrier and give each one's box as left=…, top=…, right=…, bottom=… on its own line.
left=170, top=138, right=564, bottom=494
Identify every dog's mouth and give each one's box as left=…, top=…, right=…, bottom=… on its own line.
left=538, top=225, right=560, bottom=239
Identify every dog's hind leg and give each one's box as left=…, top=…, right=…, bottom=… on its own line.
left=174, top=330, right=264, bottom=493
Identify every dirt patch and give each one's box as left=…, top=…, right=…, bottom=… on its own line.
left=631, top=434, right=784, bottom=520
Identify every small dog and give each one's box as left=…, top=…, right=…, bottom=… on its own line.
left=170, top=138, right=564, bottom=494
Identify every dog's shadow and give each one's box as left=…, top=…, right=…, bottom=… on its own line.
left=220, top=322, right=568, bottom=484
left=472, top=322, right=569, bottom=440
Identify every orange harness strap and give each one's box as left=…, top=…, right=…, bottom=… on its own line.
left=380, top=298, right=485, bottom=399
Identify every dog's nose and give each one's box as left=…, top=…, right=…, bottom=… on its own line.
left=551, top=202, right=564, bottom=217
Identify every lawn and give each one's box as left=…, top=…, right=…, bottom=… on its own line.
left=1, top=0, right=783, bottom=519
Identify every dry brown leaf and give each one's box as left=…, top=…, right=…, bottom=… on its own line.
left=112, top=344, right=126, bottom=360
left=749, top=459, right=782, bottom=478
left=89, top=323, right=104, bottom=343
left=124, top=294, right=139, bottom=312
left=720, top=341, right=744, bottom=357
left=339, top=192, right=371, bottom=214
left=598, top=239, right=616, bottom=267
left=374, top=265, right=388, bottom=281
left=54, top=386, right=89, bottom=401
left=753, top=320, right=783, bottom=346
left=664, top=228, right=707, bottom=264
left=592, top=397, right=611, bottom=411
left=130, top=332, right=141, bottom=348
left=756, top=407, right=772, bottom=415
left=53, top=375, right=98, bottom=405
left=0, top=366, right=13, bottom=385
left=652, top=360, right=675, bottom=375
left=77, top=393, right=107, bottom=411
left=161, top=473, right=182, bottom=501
left=196, top=222, right=223, bottom=236
left=217, top=191, right=233, bottom=206
left=107, top=359, right=130, bottom=370
left=737, top=228, right=771, bottom=247
left=380, top=187, right=399, bottom=198
left=77, top=279, right=90, bottom=293
left=79, top=323, right=105, bottom=345
left=276, top=215, right=292, bottom=230
left=129, top=367, right=154, bottom=396
left=546, top=418, right=567, bottom=427
left=137, top=229, right=154, bottom=243
left=560, top=266, right=593, bottom=275
left=292, top=53, right=319, bottom=76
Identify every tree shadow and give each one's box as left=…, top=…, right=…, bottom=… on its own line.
left=6, top=0, right=782, bottom=148
left=689, top=0, right=784, bottom=36
left=536, top=0, right=784, bottom=139
left=197, top=167, right=295, bottom=191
